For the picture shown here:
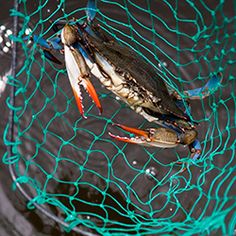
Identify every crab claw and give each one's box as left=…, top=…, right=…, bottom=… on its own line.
left=24, top=35, right=63, bottom=64
left=43, top=49, right=62, bottom=65
left=69, top=73, right=102, bottom=118
left=184, top=72, right=223, bottom=99
left=109, top=123, right=180, bottom=148
left=62, top=25, right=102, bottom=117
left=189, top=139, right=202, bottom=160
left=81, top=77, right=102, bottom=115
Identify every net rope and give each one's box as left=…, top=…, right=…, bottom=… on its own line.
left=3, top=0, right=236, bottom=235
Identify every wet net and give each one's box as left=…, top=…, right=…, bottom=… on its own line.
left=3, top=0, right=235, bottom=235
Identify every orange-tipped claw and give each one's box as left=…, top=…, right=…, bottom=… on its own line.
left=112, top=123, right=149, bottom=138
left=82, top=78, right=102, bottom=115
left=110, top=123, right=181, bottom=148
left=180, top=167, right=187, bottom=173
left=108, top=132, right=138, bottom=144
left=108, top=123, right=149, bottom=145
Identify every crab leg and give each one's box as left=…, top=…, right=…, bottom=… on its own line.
left=171, top=72, right=223, bottom=100
left=189, top=139, right=201, bottom=160
left=184, top=72, right=223, bottom=99
left=86, top=0, right=97, bottom=23
left=24, top=35, right=63, bottom=64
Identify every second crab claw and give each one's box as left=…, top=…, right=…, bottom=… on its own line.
left=109, top=123, right=202, bottom=168
left=109, top=123, right=180, bottom=148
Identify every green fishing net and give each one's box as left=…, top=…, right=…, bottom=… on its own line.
left=3, top=0, right=235, bottom=235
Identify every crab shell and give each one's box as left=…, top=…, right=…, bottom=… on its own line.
left=63, top=24, right=189, bottom=124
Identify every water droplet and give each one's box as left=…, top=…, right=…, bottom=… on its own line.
left=171, top=178, right=178, bottom=187
left=145, top=166, right=157, bottom=179
left=25, top=28, right=32, bottom=35
left=0, top=25, right=6, bottom=31
left=6, top=41, right=11, bottom=47
left=115, top=96, right=120, bottom=100
left=0, top=25, right=14, bottom=55
left=3, top=46, right=9, bottom=53
left=170, top=208, right=173, bottom=211
left=0, top=26, right=12, bottom=54
left=0, top=79, right=6, bottom=94
left=47, top=8, right=51, bottom=13
left=86, top=215, right=90, bottom=220
left=132, top=160, right=137, bottom=165
left=158, top=60, right=168, bottom=69
left=6, top=29, right=12, bottom=36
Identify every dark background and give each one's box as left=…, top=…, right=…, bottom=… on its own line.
left=0, top=1, right=235, bottom=235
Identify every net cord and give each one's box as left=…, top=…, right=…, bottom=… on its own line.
left=7, top=1, right=97, bottom=235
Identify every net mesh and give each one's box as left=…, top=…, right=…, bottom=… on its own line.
left=3, top=0, right=236, bottom=235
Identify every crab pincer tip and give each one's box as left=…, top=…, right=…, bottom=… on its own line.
left=81, top=113, right=88, bottom=119
left=108, top=132, right=134, bottom=143
left=108, top=132, right=115, bottom=138
left=82, top=78, right=102, bottom=116
left=78, top=107, right=87, bottom=119
left=108, top=132, right=122, bottom=140
left=111, top=123, right=122, bottom=128
left=97, top=106, right=103, bottom=115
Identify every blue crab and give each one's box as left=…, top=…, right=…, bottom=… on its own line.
left=25, top=0, right=222, bottom=162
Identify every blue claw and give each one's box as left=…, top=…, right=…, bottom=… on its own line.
left=43, top=49, right=62, bottom=65
left=76, top=43, right=94, bottom=63
left=32, top=35, right=51, bottom=49
left=23, top=35, right=51, bottom=49
left=24, top=34, right=62, bottom=50
left=49, top=36, right=63, bottom=50
left=189, top=139, right=201, bottom=160
left=24, top=34, right=62, bottom=64
left=86, top=0, right=97, bottom=23
left=203, top=72, right=223, bottom=92
left=184, top=72, right=223, bottom=99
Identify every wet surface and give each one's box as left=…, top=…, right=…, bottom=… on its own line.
left=1, top=0, right=235, bottom=235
